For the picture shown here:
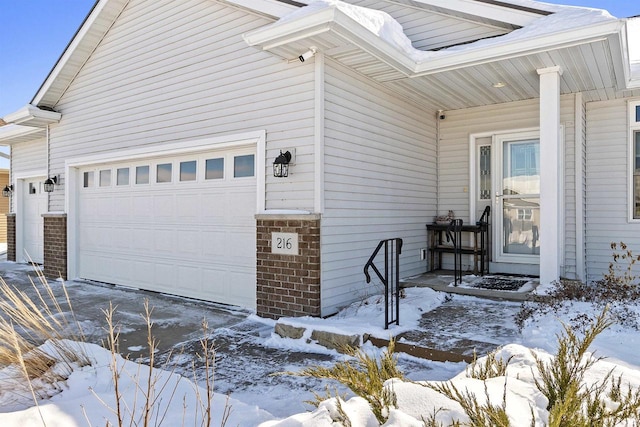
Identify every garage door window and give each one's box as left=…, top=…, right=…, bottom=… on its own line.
left=180, top=161, right=197, bottom=181
left=83, top=171, right=94, bottom=188
left=205, top=158, right=224, bottom=180
left=136, top=166, right=149, bottom=184
left=117, top=168, right=129, bottom=186
left=157, top=163, right=172, bottom=183
left=100, top=170, right=111, bottom=187
left=234, top=155, right=254, bottom=178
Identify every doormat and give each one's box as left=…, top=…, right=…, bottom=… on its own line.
left=471, top=276, right=528, bottom=291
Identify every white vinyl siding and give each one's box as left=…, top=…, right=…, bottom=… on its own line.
left=585, top=98, right=640, bottom=282
left=322, top=59, right=435, bottom=316
left=47, top=0, right=315, bottom=213
left=10, top=138, right=47, bottom=178
left=438, top=96, right=578, bottom=278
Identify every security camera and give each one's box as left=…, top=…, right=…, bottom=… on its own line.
left=298, top=47, right=317, bottom=62
left=437, top=109, right=445, bottom=120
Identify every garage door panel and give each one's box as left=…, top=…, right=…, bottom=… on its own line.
left=178, top=230, right=201, bottom=256
left=78, top=149, right=257, bottom=309
left=133, top=196, right=153, bottom=217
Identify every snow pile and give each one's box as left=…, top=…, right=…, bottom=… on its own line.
left=262, top=343, right=640, bottom=426
left=0, top=341, right=272, bottom=426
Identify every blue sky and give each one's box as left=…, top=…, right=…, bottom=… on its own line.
left=0, top=0, right=639, bottom=118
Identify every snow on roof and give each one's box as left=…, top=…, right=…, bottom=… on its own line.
left=274, top=0, right=617, bottom=64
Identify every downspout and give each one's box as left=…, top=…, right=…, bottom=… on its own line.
left=46, top=124, right=50, bottom=212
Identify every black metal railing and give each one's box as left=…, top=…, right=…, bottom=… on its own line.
left=364, top=238, right=402, bottom=329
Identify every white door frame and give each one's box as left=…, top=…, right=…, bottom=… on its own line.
left=469, top=126, right=564, bottom=273
left=13, top=170, right=47, bottom=263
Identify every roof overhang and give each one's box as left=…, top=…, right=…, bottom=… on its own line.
left=0, top=124, right=46, bottom=146
left=244, top=4, right=629, bottom=110
left=3, top=105, right=61, bottom=128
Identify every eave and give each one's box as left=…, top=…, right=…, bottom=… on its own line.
left=244, top=5, right=629, bottom=111
left=3, top=105, right=62, bottom=128
left=0, top=124, right=46, bottom=146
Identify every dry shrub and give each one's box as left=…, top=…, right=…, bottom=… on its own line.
left=516, top=242, right=640, bottom=330
left=0, top=266, right=90, bottom=406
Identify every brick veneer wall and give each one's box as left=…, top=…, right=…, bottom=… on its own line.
left=6, top=213, right=15, bottom=262
left=43, top=213, right=67, bottom=280
left=256, top=214, right=321, bottom=319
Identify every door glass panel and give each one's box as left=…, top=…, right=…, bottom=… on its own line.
left=136, top=166, right=149, bottom=184
left=234, top=155, right=254, bottom=178
left=502, top=139, right=540, bottom=257
left=180, top=161, right=197, bottom=181
left=157, top=163, right=172, bottom=183
left=479, top=145, right=491, bottom=200
left=99, top=170, right=111, bottom=187
left=117, top=168, right=129, bottom=186
left=83, top=171, right=94, bottom=188
left=205, top=158, right=224, bottom=180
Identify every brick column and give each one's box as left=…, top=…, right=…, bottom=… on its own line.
left=256, top=214, right=321, bottom=319
left=43, top=213, right=67, bottom=280
left=6, top=213, right=15, bottom=262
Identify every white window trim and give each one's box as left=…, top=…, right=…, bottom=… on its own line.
left=628, top=100, right=640, bottom=221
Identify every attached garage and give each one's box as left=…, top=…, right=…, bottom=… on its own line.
left=74, top=146, right=258, bottom=309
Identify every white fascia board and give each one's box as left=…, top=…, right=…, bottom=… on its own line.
left=3, top=105, right=62, bottom=126
left=223, top=0, right=298, bottom=18
left=0, top=124, right=45, bottom=145
left=410, top=0, right=545, bottom=27
left=413, top=19, right=625, bottom=76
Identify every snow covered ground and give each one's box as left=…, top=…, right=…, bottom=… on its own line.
left=0, top=268, right=639, bottom=426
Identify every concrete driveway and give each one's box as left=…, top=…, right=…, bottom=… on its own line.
left=0, top=261, right=438, bottom=417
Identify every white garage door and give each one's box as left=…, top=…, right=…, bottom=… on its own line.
left=77, top=149, right=257, bottom=309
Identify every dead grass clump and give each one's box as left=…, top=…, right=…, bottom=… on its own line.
left=0, top=266, right=89, bottom=406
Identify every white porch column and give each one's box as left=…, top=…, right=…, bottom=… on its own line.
left=537, top=66, right=563, bottom=284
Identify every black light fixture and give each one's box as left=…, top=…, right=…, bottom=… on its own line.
left=44, top=176, right=58, bottom=193
left=273, top=150, right=292, bottom=178
left=1, top=185, right=13, bottom=198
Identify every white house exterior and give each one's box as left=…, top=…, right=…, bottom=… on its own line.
left=0, top=0, right=639, bottom=318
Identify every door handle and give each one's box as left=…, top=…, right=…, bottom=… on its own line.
left=495, top=193, right=503, bottom=202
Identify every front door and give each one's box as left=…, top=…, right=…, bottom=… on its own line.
left=495, top=133, right=540, bottom=264
left=21, top=177, right=47, bottom=264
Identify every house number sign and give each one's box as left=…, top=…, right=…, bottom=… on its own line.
left=271, top=232, right=298, bottom=255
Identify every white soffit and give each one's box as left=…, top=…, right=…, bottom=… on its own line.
left=0, top=124, right=45, bottom=145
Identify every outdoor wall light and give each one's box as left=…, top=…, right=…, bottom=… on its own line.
left=1, top=185, right=13, bottom=198
left=273, top=150, right=292, bottom=178
left=43, top=175, right=58, bottom=193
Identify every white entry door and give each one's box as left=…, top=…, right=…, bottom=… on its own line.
left=22, top=177, right=47, bottom=264
left=495, top=133, right=540, bottom=264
